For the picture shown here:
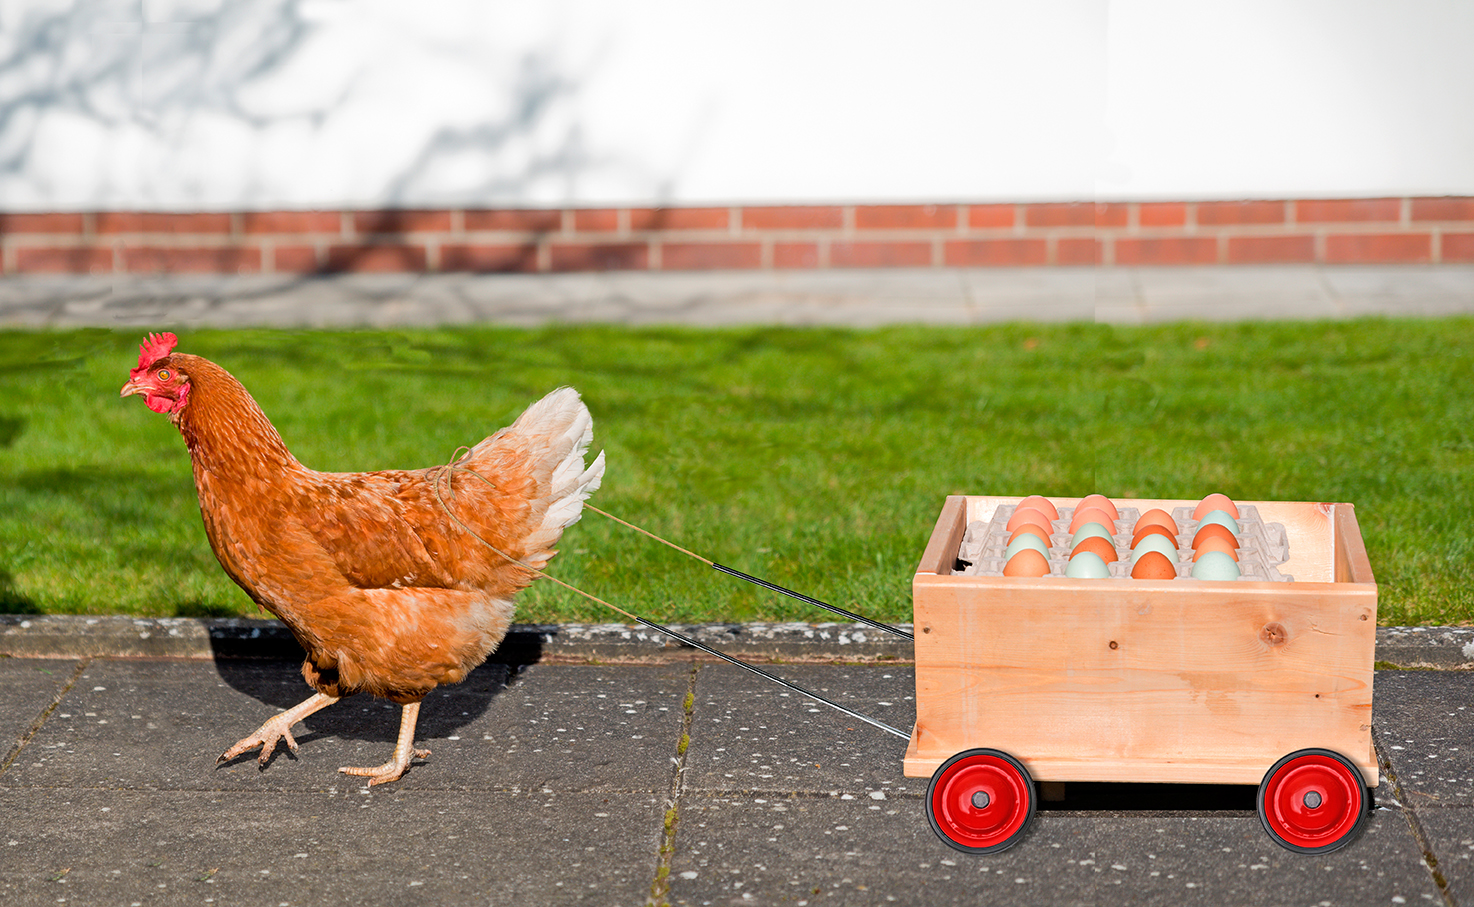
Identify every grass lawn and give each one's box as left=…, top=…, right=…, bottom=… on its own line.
left=1, top=320, right=1470, bottom=627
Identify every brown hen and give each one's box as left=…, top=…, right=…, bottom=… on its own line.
left=121, top=333, right=605, bottom=784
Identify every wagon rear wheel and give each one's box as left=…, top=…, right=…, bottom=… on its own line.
left=925, top=748, right=1036, bottom=854
left=1257, top=748, right=1370, bottom=854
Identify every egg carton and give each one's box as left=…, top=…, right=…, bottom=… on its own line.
left=954, top=503, right=1294, bottom=581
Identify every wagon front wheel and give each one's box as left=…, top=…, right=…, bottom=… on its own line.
left=925, top=748, right=1036, bottom=854
left=1257, top=748, right=1370, bottom=854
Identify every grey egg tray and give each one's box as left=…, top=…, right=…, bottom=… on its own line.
left=954, top=503, right=1294, bottom=581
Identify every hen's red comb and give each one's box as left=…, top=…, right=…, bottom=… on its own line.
left=132, top=332, right=178, bottom=375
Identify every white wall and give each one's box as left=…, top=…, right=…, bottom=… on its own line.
left=0, top=0, right=1470, bottom=211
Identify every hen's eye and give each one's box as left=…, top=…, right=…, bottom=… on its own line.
left=157, top=369, right=171, bottom=381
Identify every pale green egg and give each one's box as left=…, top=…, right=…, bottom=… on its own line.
left=1004, top=533, right=1050, bottom=561
left=1131, top=533, right=1178, bottom=563
left=1191, top=550, right=1241, bottom=580
left=1069, top=522, right=1114, bottom=548
left=1065, top=551, right=1110, bottom=578
left=1197, top=509, right=1240, bottom=535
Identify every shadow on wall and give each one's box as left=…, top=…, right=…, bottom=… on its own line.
left=0, top=1, right=600, bottom=213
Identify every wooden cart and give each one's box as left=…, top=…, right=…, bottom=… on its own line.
left=907, top=495, right=1378, bottom=854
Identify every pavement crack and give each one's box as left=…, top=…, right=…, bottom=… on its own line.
left=0, top=658, right=90, bottom=777
left=647, top=660, right=698, bottom=907
left=1375, top=726, right=1458, bottom=907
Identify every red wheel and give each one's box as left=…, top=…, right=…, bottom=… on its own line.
left=1257, top=748, right=1370, bottom=853
left=925, top=748, right=1036, bottom=854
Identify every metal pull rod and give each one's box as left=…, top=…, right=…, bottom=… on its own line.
left=631, top=615, right=912, bottom=741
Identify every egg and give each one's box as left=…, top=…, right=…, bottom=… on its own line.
left=1130, top=549, right=1177, bottom=580
left=1004, top=533, right=1050, bottom=562
left=1070, top=535, right=1119, bottom=564
left=1131, top=533, right=1178, bottom=564
left=1006, top=505, right=1055, bottom=534
left=1190, top=534, right=1239, bottom=561
left=1193, top=493, right=1240, bottom=522
left=1065, top=550, right=1110, bottom=578
left=1192, top=521, right=1238, bottom=550
left=1018, top=495, right=1060, bottom=522
left=1008, top=523, right=1053, bottom=548
left=1076, top=494, right=1120, bottom=523
left=1196, top=509, right=1240, bottom=536
left=1191, top=550, right=1241, bottom=580
left=1070, top=521, right=1114, bottom=546
left=1130, top=523, right=1177, bottom=549
left=1068, top=506, right=1117, bottom=535
left=1134, top=508, right=1178, bottom=535
left=1003, top=547, right=1051, bottom=577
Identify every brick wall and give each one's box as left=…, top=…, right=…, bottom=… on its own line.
left=2, top=198, right=1472, bottom=275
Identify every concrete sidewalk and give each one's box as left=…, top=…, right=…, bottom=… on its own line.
left=2, top=264, right=1474, bottom=328
left=1, top=643, right=1470, bottom=907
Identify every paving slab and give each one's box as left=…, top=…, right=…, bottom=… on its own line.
left=0, top=659, right=78, bottom=761
left=0, top=788, right=665, bottom=906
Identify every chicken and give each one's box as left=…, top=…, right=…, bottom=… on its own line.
left=120, top=332, right=605, bottom=784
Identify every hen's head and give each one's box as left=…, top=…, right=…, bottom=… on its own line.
left=120, top=332, right=191, bottom=415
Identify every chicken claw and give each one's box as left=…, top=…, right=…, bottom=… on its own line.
left=217, top=692, right=339, bottom=769
left=338, top=700, right=429, bottom=786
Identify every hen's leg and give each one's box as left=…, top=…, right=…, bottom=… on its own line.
left=218, top=691, right=339, bottom=768
left=338, top=699, right=431, bottom=786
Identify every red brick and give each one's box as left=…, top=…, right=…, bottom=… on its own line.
left=14, top=245, right=113, bottom=273
left=1442, top=232, right=1474, bottom=261
left=1226, top=234, right=1317, bottom=264
left=854, top=204, right=958, bottom=230
left=773, top=242, right=819, bottom=268
left=463, top=209, right=564, bottom=232
left=628, top=207, right=730, bottom=231
left=1324, top=232, right=1431, bottom=263
left=0, top=213, right=86, bottom=234
left=549, top=241, right=648, bottom=271
left=740, top=206, right=844, bottom=230
left=119, top=245, right=261, bottom=273
left=1114, top=236, right=1219, bottom=266
left=1138, top=203, right=1187, bottom=228
left=1411, top=197, right=1474, bottom=221
left=967, top=204, right=1015, bottom=229
left=439, top=243, right=540, bottom=272
left=1295, top=198, right=1400, bottom=223
left=573, top=209, right=621, bottom=232
left=1024, top=203, right=1095, bottom=228
left=1095, top=203, right=1130, bottom=228
left=242, top=211, right=342, bottom=235
left=271, top=245, right=322, bottom=273
left=659, top=242, right=762, bottom=270
left=353, top=210, right=452, bottom=234
left=1055, top=237, right=1102, bottom=265
left=944, top=238, right=1048, bottom=267
left=1196, top=200, right=1286, bottom=225
left=325, top=243, right=429, bottom=272
left=96, top=212, right=233, bottom=235
left=829, top=240, right=931, bottom=268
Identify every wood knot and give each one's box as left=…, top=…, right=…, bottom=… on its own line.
left=1108, top=640, right=1119, bottom=650
left=1260, top=622, right=1288, bottom=647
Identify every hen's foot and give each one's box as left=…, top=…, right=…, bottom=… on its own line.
left=338, top=747, right=431, bottom=786
left=216, top=692, right=339, bottom=769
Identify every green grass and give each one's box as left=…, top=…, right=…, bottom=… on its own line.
left=1, top=320, right=1471, bottom=626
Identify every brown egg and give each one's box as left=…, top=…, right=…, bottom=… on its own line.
left=1077, top=493, right=1119, bottom=523
left=1192, top=521, right=1239, bottom=550
left=1193, top=493, right=1240, bottom=522
left=1003, top=547, right=1051, bottom=577
left=1068, top=506, right=1117, bottom=535
left=1130, top=550, right=1178, bottom=580
left=1008, top=523, right=1053, bottom=548
left=1130, top=523, right=1177, bottom=549
left=1134, top=508, right=1178, bottom=535
left=1006, top=505, right=1055, bottom=534
left=1018, top=495, right=1060, bottom=522
left=1191, top=534, right=1240, bottom=561
left=1070, top=535, right=1118, bottom=564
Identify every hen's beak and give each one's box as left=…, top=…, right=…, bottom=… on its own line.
left=120, top=377, right=147, bottom=398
